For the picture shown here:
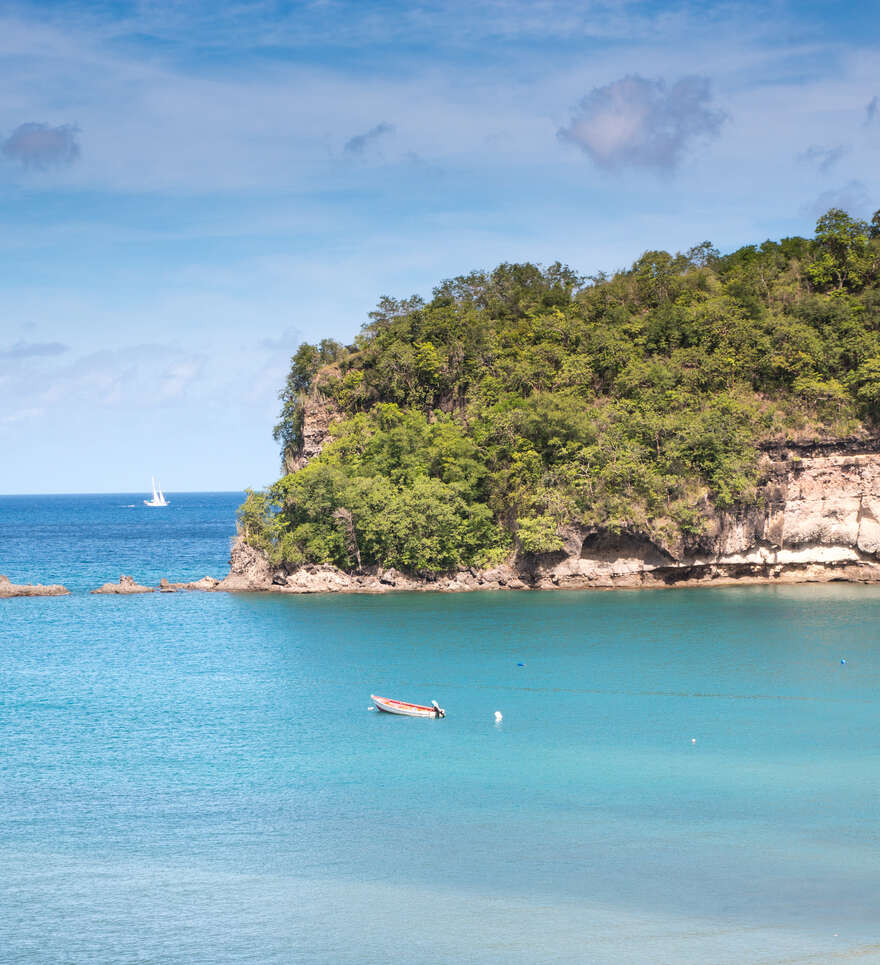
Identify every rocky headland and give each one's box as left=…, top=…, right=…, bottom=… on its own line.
left=0, top=574, right=69, bottom=597
left=227, top=229, right=880, bottom=596
left=13, top=440, right=880, bottom=598
left=220, top=417, right=880, bottom=594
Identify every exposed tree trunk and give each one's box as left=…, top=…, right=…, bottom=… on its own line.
left=334, top=508, right=362, bottom=571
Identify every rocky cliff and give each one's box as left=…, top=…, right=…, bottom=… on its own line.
left=224, top=394, right=880, bottom=592
left=283, top=394, right=342, bottom=474
left=531, top=444, right=880, bottom=590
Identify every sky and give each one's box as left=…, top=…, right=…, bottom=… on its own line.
left=1, top=0, right=878, bottom=494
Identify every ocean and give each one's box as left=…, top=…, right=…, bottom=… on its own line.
left=1, top=493, right=879, bottom=963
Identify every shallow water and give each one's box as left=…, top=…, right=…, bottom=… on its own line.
left=1, top=495, right=879, bottom=963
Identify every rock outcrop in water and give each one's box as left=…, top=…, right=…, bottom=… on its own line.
left=223, top=437, right=880, bottom=593
left=158, top=576, right=221, bottom=592
left=90, top=575, right=224, bottom=594
left=0, top=574, right=69, bottom=597
left=91, top=575, right=155, bottom=594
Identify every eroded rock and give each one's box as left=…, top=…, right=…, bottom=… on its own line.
left=159, top=575, right=221, bottom=592
left=0, top=574, right=69, bottom=597
left=216, top=537, right=274, bottom=591
left=285, top=395, right=343, bottom=473
left=91, top=575, right=154, bottom=595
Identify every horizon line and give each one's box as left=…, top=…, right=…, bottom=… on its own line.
left=0, top=489, right=250, bottom=497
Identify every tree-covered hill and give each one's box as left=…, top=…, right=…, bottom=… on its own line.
left=241, top=207, right=880, bottom=575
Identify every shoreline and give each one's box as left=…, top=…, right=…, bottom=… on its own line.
left=206, top=441, right=880, bottom=597
left=6, top=562, right=880, bottom=598
left=214, top=560, right=880, bottom=595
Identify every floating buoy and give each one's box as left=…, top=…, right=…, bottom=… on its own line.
left=494, top=711, right=503, bottom=722
left=841, top=658, right=847, bottom=665
left=691, top=738, right=696, bottom=744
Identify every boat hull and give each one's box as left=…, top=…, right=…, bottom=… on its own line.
left=371, top=694, right=445, bottom=718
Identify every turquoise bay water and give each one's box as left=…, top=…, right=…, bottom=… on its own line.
left=1, top=495, right=879, bottom=963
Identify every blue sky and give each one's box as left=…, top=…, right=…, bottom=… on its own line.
left=1, top=0, right=878, bottom=494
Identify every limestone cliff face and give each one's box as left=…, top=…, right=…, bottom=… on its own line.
left=532, top=443, right=880, bottom=590
left=284, top=394, right=342, bottom=474
left=231, top=403, right=880, bottom=592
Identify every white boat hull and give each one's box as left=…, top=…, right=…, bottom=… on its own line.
left=371, top=694, right=445, bottom=718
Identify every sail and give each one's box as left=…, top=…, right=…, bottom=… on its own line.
left=145, top=476, right=169, bottom=506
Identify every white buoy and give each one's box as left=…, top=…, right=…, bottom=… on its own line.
left=691, top=738, right=696, bottom=743
left=494, top=711, right=503, bottom=722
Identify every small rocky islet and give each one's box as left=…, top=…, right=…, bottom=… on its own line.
left=90, top=575, right=222, bottom=594
left=0, top=574, right=70, bottom=597
left=0, top=574, right=220, bottom=598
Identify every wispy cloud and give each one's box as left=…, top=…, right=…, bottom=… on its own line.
left=798, top=144, right=848, bottom=173
left=344, top=122, right=395, bottom=156
left=158, top=358, right=204, bottom=401
left=260, top=326, right=304, bottom=353
left=1, top=122, right=80, bottom=169
left=803, top=179, right=870, bottom=218
left=866, top=95, right=878, bottom=126
left=557, top=75, right=726, bottom=172
left=0, top=344, right=205, bottom=415
left=0, top=340, right=69, bottom=360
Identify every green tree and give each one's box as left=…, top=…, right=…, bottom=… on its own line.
left=849, top=357, right=880, bottom=419
left=806, top=208, right=873, bottom=291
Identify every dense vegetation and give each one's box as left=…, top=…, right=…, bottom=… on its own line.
left=242, top=207, right=880, bottom=574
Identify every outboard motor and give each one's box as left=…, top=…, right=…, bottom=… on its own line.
left=432, top=700, right=445, bottom=718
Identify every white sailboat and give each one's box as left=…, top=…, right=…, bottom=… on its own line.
left=144, top=477, right=169, bottom=507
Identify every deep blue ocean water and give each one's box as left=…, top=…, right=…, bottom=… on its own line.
left=1, top=493, right=879, bottom=963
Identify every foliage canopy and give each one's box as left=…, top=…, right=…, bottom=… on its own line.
left=244, top=207, right=880, bottom=574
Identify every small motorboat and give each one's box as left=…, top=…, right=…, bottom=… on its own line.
left=371, top=694, right=445, bottom=718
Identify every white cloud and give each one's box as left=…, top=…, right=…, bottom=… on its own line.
left=557, top=74, right=726, bottom=171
